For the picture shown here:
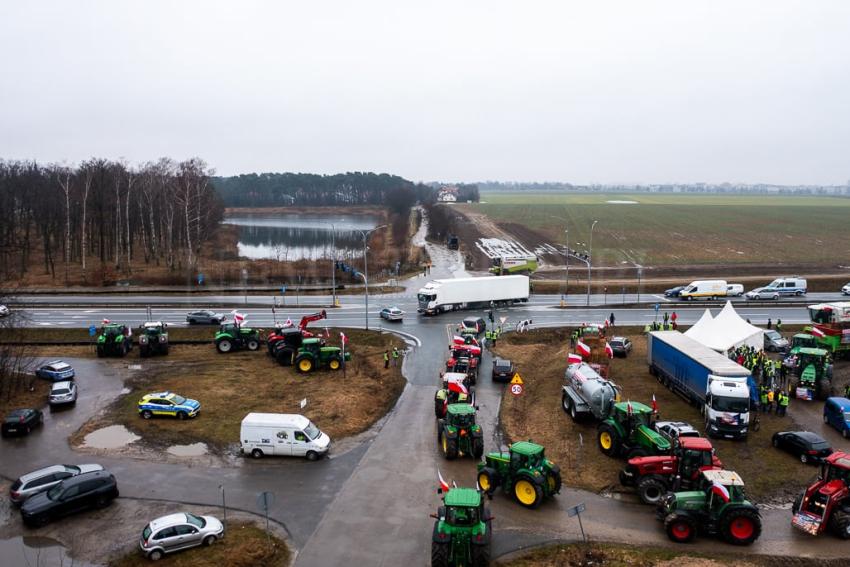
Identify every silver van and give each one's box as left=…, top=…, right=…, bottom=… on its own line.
left=9, top=463, right=103, bottom=505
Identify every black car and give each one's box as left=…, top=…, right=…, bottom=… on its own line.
left=492, top=358, right=516, bottom=382
left=21, top=470, right=119, bottom=527
left=772, top=431, right=833, bottom=464
left=609, top=337, right=632, bottom=357
left=2, top=409, right=43, bottom=437
left=186, top=310, right=224, bottom=325
left=664, top=286, right=685, bottom=298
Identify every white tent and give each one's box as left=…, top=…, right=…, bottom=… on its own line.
left=685, top=301, right=763, bottom=352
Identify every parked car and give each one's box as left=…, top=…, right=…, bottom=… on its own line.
left=824, top=397, right=850, bottom=438
left=491, top=358, right=516, bottom=382
left=609, top=337, right=632, bottom=357
left=185, top=310, right=224, bottom=325
left=461, top=317, right=486, bottom=334
left=48, top=381, right=77, bottom=407
left=654, top=421, right=701, bottom=443
left=10, top=464, right=104, bottom=505
left=2, top=409, right=43, bottom=437
left=379, top=306, right=404, bottom=321
left=138, top=392, right=200, bottom=420
left=745, top=287, right=780, bottom=300
left=726, top=284, right=744, bottom=296
left=764, top=330, right=789, bottom=352
left=20, top=470, right=118, bottom=527
left=842, top=282, right=850, bottom=296
left=0, top=304, right=9, bottom=317
left=664, top=286, right=685, bottom=298
left=139, top=512, right=224, bottom=560
left=772, top=431, right=832, bottom=464
left=35, top=361, right=75, bottom=382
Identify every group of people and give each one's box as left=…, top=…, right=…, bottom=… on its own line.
left=757, top=383, right=790, bottom=416
left=729, top=345, right=788, bottom=386
left=483, top=326, right=502, bottom=347
left=383, top=346, right=401, bottom=369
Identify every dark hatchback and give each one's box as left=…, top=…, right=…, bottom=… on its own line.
left=2, top=409, right=43, bottom=437
left=664, top=286, right=685, bottom=298
left=21, top=470, right=119, bottom=527
left=772, top=431, right=833, bottom=464
left=492, top=358, right=516, bottom=382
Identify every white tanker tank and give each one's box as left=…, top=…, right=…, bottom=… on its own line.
left=562, top=362, right=619, bottom=421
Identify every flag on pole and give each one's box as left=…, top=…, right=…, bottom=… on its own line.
left=710, top=481, right=730, bottom=503
left=651, top=394, right=658, bottom=413
left=568, top=353, right=583, bottom=365
left=232, top=311, right=245, bottom=323
left=627, top=399, right=633, bottom=416
left=447, top=380, right=469, bottom=395
left=577, top=340, right=591, bottom=357
left=438, top=469, right=450, bottom=493
left=811, top=327, right=826, bottom=338
left=605, top=342, right=614, bottom=359
left=284, top=318, right=293, bottom=328
left=340, top=332, right=348, bottom=345
left=102, top=319, right=110, bottom=324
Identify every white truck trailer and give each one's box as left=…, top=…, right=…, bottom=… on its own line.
left=417, top=275, right=529, bottom=315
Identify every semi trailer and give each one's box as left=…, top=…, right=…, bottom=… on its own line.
left=417, top=275, right=529, bottom=315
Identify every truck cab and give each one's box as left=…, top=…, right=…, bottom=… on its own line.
left=705, top=376, right=751, bottom=439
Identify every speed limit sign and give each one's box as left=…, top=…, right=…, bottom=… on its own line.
left=510, top=383, right=523, bottom=396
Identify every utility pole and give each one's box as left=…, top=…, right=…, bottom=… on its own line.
left=587, top=220, right=598, bottom=307
left=356, top=224, right=387, bottom=330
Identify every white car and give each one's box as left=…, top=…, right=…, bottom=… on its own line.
left=843, top=282, right=850, bottom=296
left=379, top=306, right=404, bottom=321
left=0, top=305, right=9, bottom=317
left=745, top=287, right=780, bottom=300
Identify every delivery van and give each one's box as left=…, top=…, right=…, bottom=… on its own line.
left=240, top=413, right=330, bottom=460
left=678, top=280, right=727, bottom=300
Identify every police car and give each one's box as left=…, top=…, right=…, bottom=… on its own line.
left=137, top=392, right=201, bottom=420
left=35, top=361, right=76, bottom=382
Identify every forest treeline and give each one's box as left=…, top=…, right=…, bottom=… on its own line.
left=0, top=158, right=222, bottom=283
left=213, top=171, right=435, bottom=211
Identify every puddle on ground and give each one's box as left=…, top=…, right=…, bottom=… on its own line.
left=83, top=425, right=140, bottom=449
left=166, top=442, right=208, bottom=457
left=0, top=536, right=97, bottom=567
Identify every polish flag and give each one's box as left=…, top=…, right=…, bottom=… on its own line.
left=604, top=319, right=610, bottom=328
left=627, top=400, right=634, bottom=416
left=102, top=319, right=110, bottom=324
left=605, top=342, right=614, bottom=359
left=232, top=311, right=245, bottom=323
left=811, top=327, right=826, bottom=338
left=710, top=481, right=730, bottom=503
left=568, top=353, right=583, bottom=365
left=438, top=469, right=450, bottom=493
left=651, top=394, right=658, bottom=414
left=340, top=332, right=348, bottom=345
left=452, top=336, right=466, bottom=345
left=577, top=340, right=591, bottom=358
left=283, top=318, right=294, bottom=328
left=447, top=380, right=468, bottom=395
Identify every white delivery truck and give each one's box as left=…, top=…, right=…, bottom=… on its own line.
left=417, top=275, right=529, bottom=315
left=240, top=413, right=330, bottom=460
left=678, top=280, right=727, bottom=301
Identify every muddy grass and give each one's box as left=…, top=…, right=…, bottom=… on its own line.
left=27, top=328, right=407, bottom=456
left=498, top=542, right=837, bottom=567
left=495, top=327, right=817, bottom=503
left=0, top=374, right=50, bottom=417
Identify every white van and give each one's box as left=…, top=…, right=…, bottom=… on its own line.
left=726, top=284, right=744, bottom=297
left=240, top=413, right=330, bottom=460
left=678, top=280, right=727, bottom=300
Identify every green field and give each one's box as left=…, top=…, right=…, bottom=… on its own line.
left=461, top=192, right=850, bottom=267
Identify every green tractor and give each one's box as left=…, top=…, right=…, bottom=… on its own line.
left=476, top=441, right=561, bottom=509
left=790, top=333, right=818, bottom=355
left=96, top=323, right=133, bottom=357
left=791, top=347, right=832, bottom=400
left=137, top=321, right=169, bottom=358
left=657, top=469, right=762, bottom=545
left=214, top=322, right=261, bottom=354
left=437, top=404, right=484, bottom=460
left=597, top=401, right=671, bottom=459
left=293, top=337, right=350, bottom=373
left=431, top=487, right=492, bottom=567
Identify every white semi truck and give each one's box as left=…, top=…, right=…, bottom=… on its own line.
left=417, top=275, right=529, bottom=315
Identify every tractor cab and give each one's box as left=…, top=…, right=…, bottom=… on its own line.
left=97, top=323, right=132, bottom=357
left=598, top=401, right=670, bottom=459
left=435, top=373, right=472, bottom=418
left=792, top=451, right=850, bottom=537
left=791, top=347, right=832, bottom=400
left=677, top=437, right=721, bottom=479
left=138, top=322, right=169, bottom=357
left=446, top=403, right=477, bottom=429
left=431, top=487, right=491, bottom=566
left=438, top=404, right=483, bottom=460
left=477, top=440, right=561, bottom=508
left=790, top=333, right=818, bottom=355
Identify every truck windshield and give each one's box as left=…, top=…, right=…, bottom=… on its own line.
left=712, top=396, right=749, bottom=413
left=417, top=293, right=435, bottom=303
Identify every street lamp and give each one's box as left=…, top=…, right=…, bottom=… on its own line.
left=587, top=220, right=598, bottom=307
left=545, top=215, right=570, bottom=302
left=355, top=224, right=387, bottom=330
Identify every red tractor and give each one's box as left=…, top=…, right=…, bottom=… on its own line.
left=450, top=343, right=481, bottom=360
left=267, top=310, right=327, bottom=354
left=446, top=354, right=479, bottom=384
left=792, top=451, right=850, bottom=538
left=619, top=437, right=722, bottom=505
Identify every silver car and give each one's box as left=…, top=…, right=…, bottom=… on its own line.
left=9, top=463, right=104, bottom=505
left=48, top=381, right=77, bottom=406
left=140, top=512, right=224, bottom=560
left=186, top=310, right=224, bottom=325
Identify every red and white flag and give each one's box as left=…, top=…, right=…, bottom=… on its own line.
left=447, top=380, right=468, bottom=395
left=577, top=340, right=591, bottom=357
left=232, top=311, right=245, bottom=323
left=710, top=481, right=730, bottom=503
left=284, top=318, right=294, bottom=328
left=605, top=342, right=614, bottom=359
left=627, top=400, right=633, bottom=416
left=102, top=318, right=110, bottom=324
left=651, top=394, right=658, bottom=413
left=340, top=332, right=348, bottom=345
left=604, top=319, right=610, bottom=328
left=438, top=469, right=450, bottom=493
left=568, top=353, right=583, bottom=365
left=811, top=327, right=826, bottom=338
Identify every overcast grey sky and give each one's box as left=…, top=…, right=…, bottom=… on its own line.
left=1, top=1, right=848, bottom=185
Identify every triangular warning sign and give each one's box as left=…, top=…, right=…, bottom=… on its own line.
left=510, top=373, right=523, bottom=385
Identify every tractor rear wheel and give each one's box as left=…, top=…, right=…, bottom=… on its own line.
left=441, top=433, right=458, bottom=460
left=328, top=356, right=342, bottom=371
left=430, top=539, right=450, bottom=567
left=829, top=509, right=850, bottom=539
left=470, top=537, right=491, bottom=567
left=477, top=467, right=499, bottom=494
left=296, top=356, right=314, bottom=373
left=637, top=475, right=667, bottom=505
left=434, top=396, right=446, bottom=419
left=597, top=423, right=621, bottom=457
left=216, top=339, right=232, bottom=354
left=513, top=477, right=543, bottom=509
left=665, top=513, right=696, bottom=543
left=275, top=347, right=295, bottom=366
left=247, top=339, right=260, bottom=351
left=720, top=508, right=762, bottom=545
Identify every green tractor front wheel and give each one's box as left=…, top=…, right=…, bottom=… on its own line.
left=296, top=356, right=315, bottom=373
left=720, top=508, right=762, bottom=545
left=665, top=513, right=697, bottom=543
left=477, top=467, right=499, bottom=494
left=597, top=423, right=622, bottom=457
left=546, top=469, right=562, bottom=495
left=328, top=356, right=342, bottom=370
left=513, top=477, right=543, bottom=509
left=471, top=436, right=484, bottom=459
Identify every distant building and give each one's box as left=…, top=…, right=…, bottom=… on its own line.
left=438, top=186, right=458, bottom=202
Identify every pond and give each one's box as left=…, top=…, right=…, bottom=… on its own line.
left=223, top=213, right=381, bottom=261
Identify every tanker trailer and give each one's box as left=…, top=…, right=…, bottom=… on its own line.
left=562, top=362, right=620, bottom=422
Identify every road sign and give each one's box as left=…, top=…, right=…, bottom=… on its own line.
left=197, top=273, right=204, bottom=285
left=567, top=502, right=586, bottom=517
left=499, top=316, right=507, bottom=325
left=510, top=383, right=524, bottom=396
left=88, top=325, right=96, bottom=337
left=281, top=285, right=286, bottom=295
left=256, top=491, right=275, bottom=512
left=654, top=303, right=660, bottom=312
left=510, top=373, right=523, bottom=385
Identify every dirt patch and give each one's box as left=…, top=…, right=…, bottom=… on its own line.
left=495, top=328, right=817, bottom=503
left=0, top=374, right=50, bottom=417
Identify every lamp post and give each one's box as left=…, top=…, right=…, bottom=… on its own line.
left=587, top=220, right=598, bottom=307
left=329, top=224, right=336, bottom=307
left=355, top=224, right=387, bottom=330
left=545, top=215, right=570, bottom=302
